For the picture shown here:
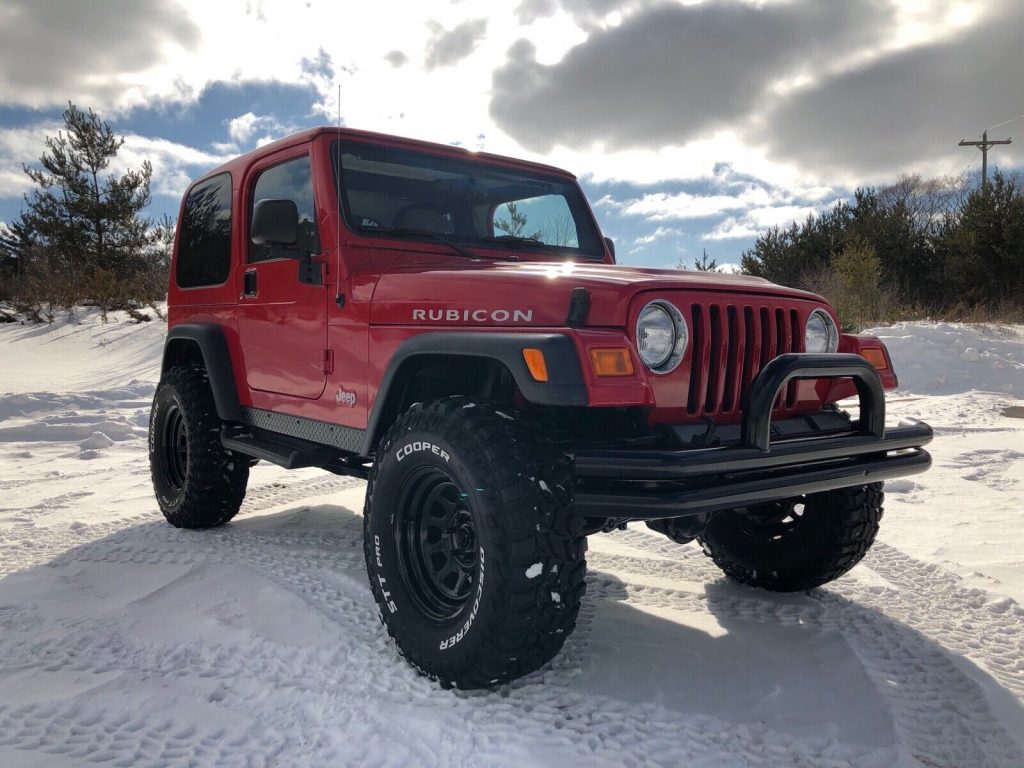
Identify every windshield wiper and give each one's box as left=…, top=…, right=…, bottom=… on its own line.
left=481, top=235, right=548, bottom=249
left=359, top=225, right=481, bottom=261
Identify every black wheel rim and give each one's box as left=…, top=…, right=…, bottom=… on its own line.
left=731, top=498, right=807, bottom=542
left=394, top=466, right=479, bottom=622
left=160, top=402, right=189, bottom=492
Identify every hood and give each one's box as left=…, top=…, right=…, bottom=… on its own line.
left=369, top=258, right=827, bottom=327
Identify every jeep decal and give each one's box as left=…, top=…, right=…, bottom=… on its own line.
left=334, top=386, right=357, bottom=407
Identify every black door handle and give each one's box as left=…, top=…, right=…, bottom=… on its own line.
left=243, top=269, right=257, bottom=297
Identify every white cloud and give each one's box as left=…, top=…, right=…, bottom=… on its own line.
left=633, top=226, right=682, bottom=246
left=227, top=113, right=287, bottom=146
left=703, top=205, right=821, bottom=241
left=490, top=1, right=901, bottom=154
left=0, top=0, right=199, bottom=113
left=424, top=18, right=489, bottom=70
left=0, top=122, right=62, bottom=199
left=0, top=0, right=1018, bottom=246
left=530, top=131, right=814, bottom=190
left=617, top=187, right=777, bottom=221
left=227, top=113, right=262, bottom=145
left=702, top=219, right=762, bottom=241
left=0, top=167, right=31, bottom=201
left=0, top=122, right=228, bottom=203
left=118, top=134, right=229, bottom=199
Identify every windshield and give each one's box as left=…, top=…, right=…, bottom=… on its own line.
left=332, top=140, right=604, bottom=259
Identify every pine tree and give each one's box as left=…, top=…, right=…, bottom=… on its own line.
left=8, top=102, right=155, bottom=312
left=693, top=248, right=719, bottom=272
left=494, top=200, right=542, bottom=241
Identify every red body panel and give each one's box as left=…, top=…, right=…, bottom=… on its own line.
left=167, top=128, right=898, bottom=435
left=235, top=145, right=330, bottom=400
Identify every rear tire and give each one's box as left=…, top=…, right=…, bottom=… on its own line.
left=364, top=397, right=586, bottom=689
left=149, top=366, right=249, bottom=529
left=698, top=483, right=883, bottom=592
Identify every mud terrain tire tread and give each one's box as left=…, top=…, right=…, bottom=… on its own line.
left=150, top=366, right=249, bottom=529
left=698, top=483, right=884, bottom=592
left=364, top=396, right=586, bottom=689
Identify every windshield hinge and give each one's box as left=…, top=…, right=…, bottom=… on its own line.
left=565, top=287, right=591, bottom=328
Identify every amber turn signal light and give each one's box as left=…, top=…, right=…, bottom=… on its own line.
left=860, top=348, right=888, bottom=370
left=522, top=348, right=549, bottom=382
left=589, top=348, right=634, bottom=377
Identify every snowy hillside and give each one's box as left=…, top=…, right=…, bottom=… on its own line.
left=1, top=309, right=1022, bottom=767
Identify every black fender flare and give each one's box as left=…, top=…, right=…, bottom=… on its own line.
left=361, top=332, right=587, bottom=455
left=162, top=324, right=243, bottom=422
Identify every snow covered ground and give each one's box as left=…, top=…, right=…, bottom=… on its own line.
left=1, top=309, right=1022, bottom=767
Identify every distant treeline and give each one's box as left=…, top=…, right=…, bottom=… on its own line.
left=0, top=103, right=172, bottom=322
left=741, top=172, right=1024, bottom=328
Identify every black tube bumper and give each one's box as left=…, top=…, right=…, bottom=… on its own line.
left=573, top=353, right=933, bottom=521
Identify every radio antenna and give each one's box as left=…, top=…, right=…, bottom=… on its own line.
left=335, top=85, right=341, bottom=264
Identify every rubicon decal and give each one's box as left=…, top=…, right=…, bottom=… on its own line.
left=412, top=308, right=533, bottom=323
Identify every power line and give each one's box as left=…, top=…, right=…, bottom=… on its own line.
left=934, top=148, right=969, bottom=181
left=985, top=113, right=1024, bottom=132
left=958, top=130, right=1012, bottom=190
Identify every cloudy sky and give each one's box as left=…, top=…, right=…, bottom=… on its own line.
left=0, top=0, right=1021, bottom=269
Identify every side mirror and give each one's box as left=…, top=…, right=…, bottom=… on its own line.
left=604, top=236, right=616, bottom=263
left=251, top=199, right=299, bottom=246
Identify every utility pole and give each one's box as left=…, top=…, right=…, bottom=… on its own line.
left=958, top=130, right=1012, bottom=191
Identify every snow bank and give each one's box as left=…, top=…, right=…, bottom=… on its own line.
left=866, top=322, right=1024, bottom=398
left=0, top=305, right=165, bottom=393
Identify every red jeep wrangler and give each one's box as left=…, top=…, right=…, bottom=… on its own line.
left=150, top=128, right=932, bottom=688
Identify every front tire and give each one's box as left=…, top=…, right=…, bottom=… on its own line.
left=149, top=366, right=249, bottom=529
left=364, top=397, right=586, bottom=689
left=698, top=483, right=883, bottom=592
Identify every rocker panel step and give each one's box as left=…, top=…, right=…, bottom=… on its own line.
left=221, top=426, right=337, bottom=469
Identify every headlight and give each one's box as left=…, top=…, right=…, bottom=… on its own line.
left=805, top=309, right=839, bottom=353
left=636, top=300, right=687, bottom=373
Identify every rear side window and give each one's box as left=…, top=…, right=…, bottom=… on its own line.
left=176, top=173, right=232, bottom=288
left=249, top=155, right=320, bottom=263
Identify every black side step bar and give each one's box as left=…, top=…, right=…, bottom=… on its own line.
left=221, top=425, right=337, bottom=470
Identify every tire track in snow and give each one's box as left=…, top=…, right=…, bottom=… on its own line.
left=587, top=570, right=1021, bottom=767
left=606, top=523, right=1024, bottom=700
left=863, top=543, right=1024, bottom=699
left=0, top=525, right=902, bottom=768
left=589, top=534, right=1024, bottom=767
left=0, top=474, right=365, bottom=576
left=2, top=427, right=1022, bottom=768
left=5, top=505, right=1018, bottom=767
left=0, top=465, right=122, bottom=491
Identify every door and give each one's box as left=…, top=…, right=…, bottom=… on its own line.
left=237, top=152, right=328, bottom=399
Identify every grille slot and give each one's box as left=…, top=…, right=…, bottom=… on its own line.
left=686, top=301, right=803, bottom=417
left=704, top=305, right=723, bottom=412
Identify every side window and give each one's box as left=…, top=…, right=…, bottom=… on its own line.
left=176, top=173, right=232, bottom=288
left=249, top=155, right=320, bottom=262
left=492, top=195, right=579, bottom=247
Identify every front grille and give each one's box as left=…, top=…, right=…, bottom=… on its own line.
left=686, top=302, right=802, bottom=416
